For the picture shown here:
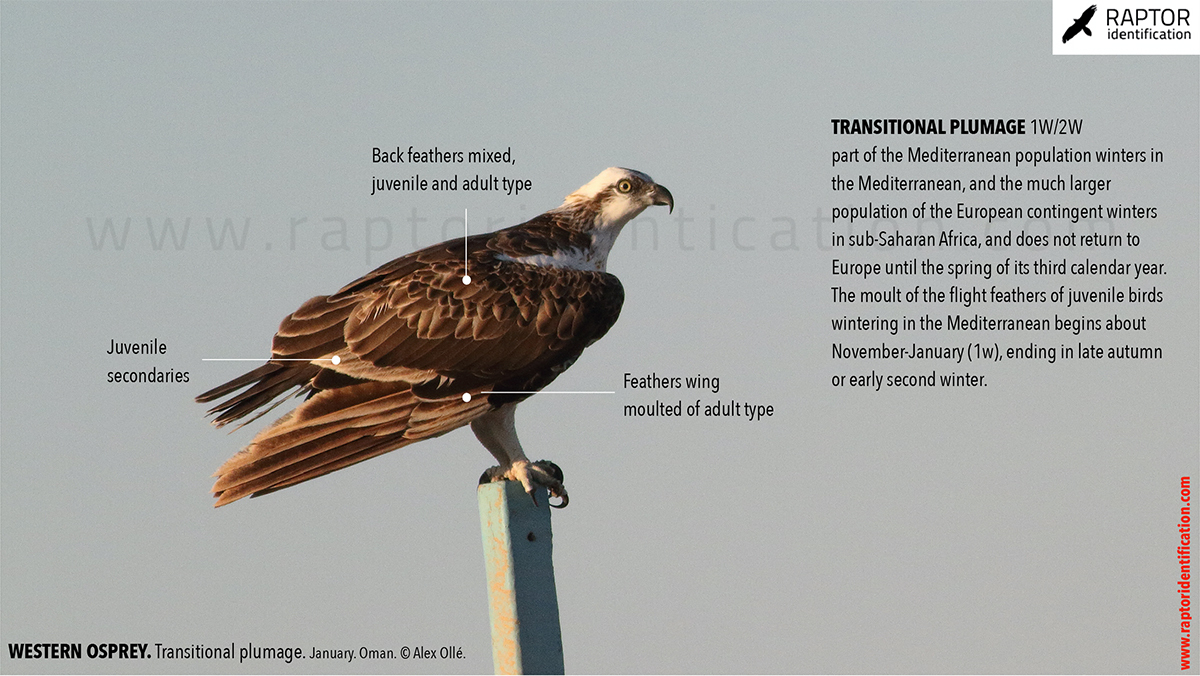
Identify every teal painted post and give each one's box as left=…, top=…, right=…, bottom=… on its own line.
left=478, top=481, right=565, bottom=675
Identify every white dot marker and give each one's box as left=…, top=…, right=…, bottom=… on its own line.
left=462, top=275, right=472, bottom=285
left=331, top=355, right=341, bottom=365
left=462, top=392, right=472, bottom=402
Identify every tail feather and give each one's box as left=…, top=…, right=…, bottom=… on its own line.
left=213, top=384, right=417, bottom=490
left=210, top=379, right=490, bottom=506
left=215, top=433, right=408, bottom=506
left=253, top=397, right=491, bottom=498
left=249, top=440, right=414, bottom=499
left=222, top=395, right=419, bottom=482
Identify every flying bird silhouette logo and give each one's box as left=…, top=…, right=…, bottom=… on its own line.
left=1062, top=4, right=1097, bottom=43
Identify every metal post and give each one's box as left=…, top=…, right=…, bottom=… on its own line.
left=478, top=481, right=565, bottom=675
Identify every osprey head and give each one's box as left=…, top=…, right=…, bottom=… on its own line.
left=563, top=167, right=674, bottom=228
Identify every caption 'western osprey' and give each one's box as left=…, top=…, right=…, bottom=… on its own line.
left=198, top=167, right=673, bottom=508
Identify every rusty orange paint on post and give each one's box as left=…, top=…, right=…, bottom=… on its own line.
left=478, top=481, right=564, bottom=675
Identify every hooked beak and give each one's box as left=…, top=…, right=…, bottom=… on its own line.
left=652, top=184, right=674, bottom=213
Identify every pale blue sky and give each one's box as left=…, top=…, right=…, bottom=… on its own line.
left=2, top=2, right=1197, bottom=673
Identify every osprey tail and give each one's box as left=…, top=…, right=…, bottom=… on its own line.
left=209, top=380, right=490, bottom=506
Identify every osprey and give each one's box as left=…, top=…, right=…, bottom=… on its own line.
left=197, top=167, right=673, bottom=508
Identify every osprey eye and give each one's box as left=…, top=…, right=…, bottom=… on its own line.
left=617, top=179, right=633, bottom=194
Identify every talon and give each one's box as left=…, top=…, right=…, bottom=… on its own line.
left=483, top=460, right=569, bottom=508
left=528, top=460, right=568, bottom=509
left=479, top=465, right=505, bottom=485
left=533, top=460, right=564, bottom=484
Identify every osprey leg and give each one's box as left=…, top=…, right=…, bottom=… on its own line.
left=472, top=404, right=569, bottom=508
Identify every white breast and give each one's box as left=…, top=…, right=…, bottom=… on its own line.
left=497, top=247, right=601, bottom=272
left=497, top=225, right=622, bottom=272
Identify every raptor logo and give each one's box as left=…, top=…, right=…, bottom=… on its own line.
left=1063, top=4, right=1098, bottom=42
